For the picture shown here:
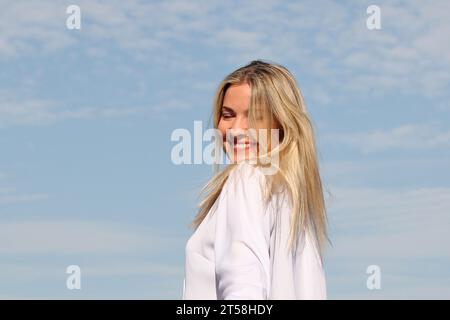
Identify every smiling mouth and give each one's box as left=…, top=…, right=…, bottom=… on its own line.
left=230, top=141, right=258, bottom=150
left=223, top=135, right=258, bottom=152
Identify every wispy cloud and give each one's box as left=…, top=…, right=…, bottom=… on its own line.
left=291, top=0, right=450, bottom=98
left=0, top=187, right=48, bottom=205
left=320, top=157, right=450, bottom=188
left=0, top=97, right=146, bottom=128
left=323, top=123, right=450, bottom=154
left=326, top=185, right=450, bottom=298
left=0, top=1, right=215, bottom=64
left=0, top=259, right=184, bottom=299
left=326, top=185, right=450, bottom=260
left=151, top=97, right=193, bottom=115
left=2, top=0, right=450, bottom=99
left=0, top=219, right=181, bottom=254
left=1, top=0, right=449, bottom=299
left=0, top=1, right=74, bottom=57
left=0, top=261, right=183, bottom=279
left=0, top=218, right=185, bottom=298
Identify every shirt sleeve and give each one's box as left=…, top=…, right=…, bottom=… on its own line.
left=294, top=229, right=327, bottom=299
left=214, top=162, right=272, bottom=300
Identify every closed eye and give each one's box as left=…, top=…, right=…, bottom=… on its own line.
left=221, top=112, right=234, bottom=119
left=221, top=106, right=235, bottom=119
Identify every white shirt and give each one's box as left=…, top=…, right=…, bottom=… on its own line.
left=183, top=162, right=326, bottom=300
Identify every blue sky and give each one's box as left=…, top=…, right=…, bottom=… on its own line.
left=0, top=0, right=449, bottom=299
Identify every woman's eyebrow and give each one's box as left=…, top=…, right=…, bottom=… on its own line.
left=222, top=106, right=249, bottom=115
left=221, top=105, right=235, bottom=112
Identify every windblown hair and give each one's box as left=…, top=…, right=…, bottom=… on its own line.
left=190, top=59, right=329, bottom=257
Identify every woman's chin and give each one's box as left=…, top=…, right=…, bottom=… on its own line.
left=226, top=149, right=257, bottom=163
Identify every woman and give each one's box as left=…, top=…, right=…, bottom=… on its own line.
left=183, top=60, right=328, bottom=299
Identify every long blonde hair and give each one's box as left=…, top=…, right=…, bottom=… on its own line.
left=191, top=59, right=329, bottom=257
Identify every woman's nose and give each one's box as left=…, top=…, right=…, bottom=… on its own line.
left=224, top=117, right=247, bottom=142
left=230, top=116, right=247, bottom=131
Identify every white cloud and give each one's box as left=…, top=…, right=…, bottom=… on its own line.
left=323, top=123, right=450, bottom=154
left=0, top=1, right=74, bottom=57
left=0, top=0, right=215, bottom=78
left=0, top=220, right=181, bottom=254
left=195, top=0, right=450, bottom=99
left=324, top=185, right=450, bottom=298
left=85, top=263, right=183, bottom=278
left=151, top=97, right=192, bottom=113
left=0, top=261, right=183, bottom=279
left=308, top=87, right=332, bottom=106
left=1, top=0, right=449, bottom=100
left=320, top=157, right=450, bottom=187
left=0, top=216, right=186, bottom=298
left=307, top=0, right=450, bottom=98
left=327, top=270, right=450, bottom=299
left=326, top=186, right=450, bottom=259
left=0, top=187, right=48, bottom=205
left=0, top=97, right=146, bottom=128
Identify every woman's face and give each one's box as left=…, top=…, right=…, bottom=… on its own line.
left=218, top=83, right=278, bottom=163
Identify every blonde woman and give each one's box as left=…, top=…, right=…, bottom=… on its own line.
left=183, top=60, right=328, bottom=300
